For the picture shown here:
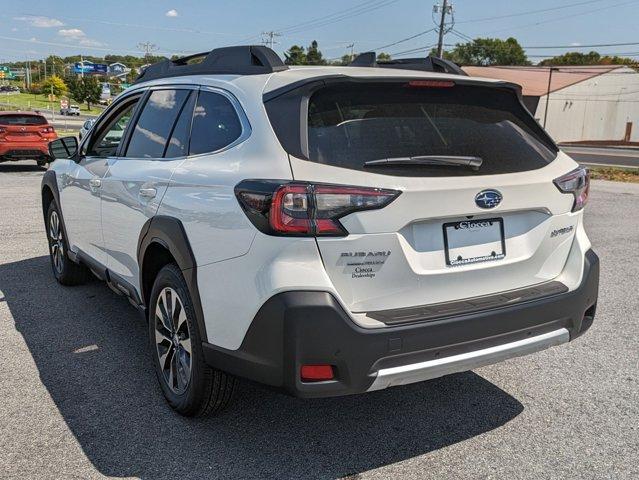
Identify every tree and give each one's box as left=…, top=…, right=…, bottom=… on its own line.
left=538, top=51, right=638, bottom=66
left=284, top=41, right=327, bottom=65
left=126, top=68, right=139, bottom=84
left=66, top=75, right=102, bottom=110
left=40, top=75, right=67, bottom=97
left=285, top=45, right=307, bottom=65
left=82, top=76, right=102, bottom=109
left=377, top=52, right=392, bottom=62
left=306, top=40, right=326, bottom=65
left=435, top=37, right=530, bottom=66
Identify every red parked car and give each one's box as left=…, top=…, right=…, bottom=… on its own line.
left=0, top=112, right=58, bottom=166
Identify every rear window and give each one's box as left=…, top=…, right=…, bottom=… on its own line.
left=189, top=91, right=242, bottom=155
left=0, top=115, right=48, bottom=126
left=307, top=82, right=557, bottom=176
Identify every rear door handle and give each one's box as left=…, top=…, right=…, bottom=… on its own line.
left=139, top=188, right=157, bottom=199
left=89, top=178, right=101, bottom=188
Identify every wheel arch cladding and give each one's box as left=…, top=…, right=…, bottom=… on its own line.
left=137, top=215, right=208, bottom=342
left=41, top=170, right=60, bottom=220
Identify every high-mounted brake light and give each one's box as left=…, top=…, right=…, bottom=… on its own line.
left=235, top=180, right=400, bottom=237
left=553, top=166, right=590, bottom=212
left=407, top=80, right=455, bottom=88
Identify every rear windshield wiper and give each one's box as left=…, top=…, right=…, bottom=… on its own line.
left=364, top=155, right=483, bottom=171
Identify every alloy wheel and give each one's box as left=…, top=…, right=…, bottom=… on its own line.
left=49, top=211, right=64, bottom=274
left=154, top=287, right=192, bottom=395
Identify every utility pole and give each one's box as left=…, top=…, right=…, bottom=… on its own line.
left=346, top=43, right=355, bottom=62
left=434, top=0, right=453, bottom=57
left=137, top=41, right=158, bottom=60
left=543, top=66, right=557, bottom=129
left=80, top=54, right=84, bottom=78
left=261, top=31, right=281, bottom=50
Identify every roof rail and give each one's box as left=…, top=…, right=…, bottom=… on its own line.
left=349, top=52, right=467, bottom=76
left=134, top=45, right=288, bottom=84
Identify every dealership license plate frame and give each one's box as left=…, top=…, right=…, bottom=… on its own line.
left=443, top=217, right=506, bottom=266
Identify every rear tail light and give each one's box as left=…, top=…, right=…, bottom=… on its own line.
left=40, top=126, right=55, bottom=134
left=235, top=180, right=400, bottom=237
left=553, top=167, right=590, bottom=212
left=300, top=365, right=334, bottom=382
left=0, top=126, right=6, bottom=134
left=407, top=80, right=455, bottom=88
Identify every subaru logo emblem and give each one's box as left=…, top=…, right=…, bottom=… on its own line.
left=475, top=189, right=502, bottom=209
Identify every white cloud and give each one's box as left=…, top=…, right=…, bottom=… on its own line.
left=58, top=29, right=106, bottom=47
left=58, top=28, right=85, bottom=39
left=165, top=9, right=178, bottom=17
left=14, top=15, right=64, bottom=28
left=570, top=42, right=582, bottom=47
left=29, top=37, right=37, bottom=42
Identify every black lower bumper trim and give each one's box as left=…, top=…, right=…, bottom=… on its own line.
left=203, top=249, right=599, bottom=398
left=368, top=280, right=569, bottom=325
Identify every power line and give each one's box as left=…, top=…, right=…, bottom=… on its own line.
left=277, top=0, right=401, bottom=35
left=237, top=0, right=401, bottom=46
left=456, top=0, right=604, bottom=24
left=4, top=12, right=236, bottom=37
left=389, top=43, right=438, bottom=57
left=479, top=0, right=639, bottom=36
left=372, top=29, right=435, bottom=51
left=276, top=0, right=383, bottom=33
left=522, top=41, right=639, bottom=49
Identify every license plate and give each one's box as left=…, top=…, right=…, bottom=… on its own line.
left=443, top=218, right=505, bottom=266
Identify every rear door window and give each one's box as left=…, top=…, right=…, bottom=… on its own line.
left=125, top=89, right=190, bottom=158
left=307, top=82, right=557, bottom=177
left=189, top=91, right=242, bottom=155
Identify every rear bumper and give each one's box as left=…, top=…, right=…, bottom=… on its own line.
left=203, top=249, right=599, bottom=398
left=0, top=144, right=50, bottom=160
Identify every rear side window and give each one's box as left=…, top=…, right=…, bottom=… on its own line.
left=189, top=91, right=242, bottom=155
left=126, top=89, right=190, bottom=158
left=0, top=115, right=47, bottom=125
left=306, top=82, right=557, bottom=177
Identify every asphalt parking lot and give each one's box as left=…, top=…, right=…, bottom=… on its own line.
left=0, top=160, right=637, bottom=480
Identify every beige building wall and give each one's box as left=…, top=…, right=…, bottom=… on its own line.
left=535, top=66, right=639, bottom=143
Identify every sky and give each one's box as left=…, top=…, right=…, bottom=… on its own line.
left=1, top=0, right=639, bottom=63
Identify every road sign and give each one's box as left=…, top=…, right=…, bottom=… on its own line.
left=0, top=66, right=14, bottom=79
left=60, top=99, right=68, bottom=109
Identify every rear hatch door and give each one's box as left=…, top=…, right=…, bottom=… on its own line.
left=270, top=78, right=579, bottom=314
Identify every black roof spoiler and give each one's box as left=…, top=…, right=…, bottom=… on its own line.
left=349, top=52, right=467, bottom=76
left=134, top=45, right=288, bottom=84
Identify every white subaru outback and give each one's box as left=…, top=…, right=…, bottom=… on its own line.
left=43, top=46, right=599, bottom=416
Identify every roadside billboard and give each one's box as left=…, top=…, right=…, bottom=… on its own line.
left=73, top=63, right=108, bottom=75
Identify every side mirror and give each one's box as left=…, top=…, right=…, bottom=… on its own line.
left=48, top=136, right=79, bottom=161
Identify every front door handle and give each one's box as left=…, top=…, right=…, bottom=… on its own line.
left=139, top=188, right=157, bottom=199
left=89, top=178, right=101, bottom=188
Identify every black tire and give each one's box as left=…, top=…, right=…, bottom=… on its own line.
left=46, top=201, right=89, bottom=286
left=149, top=263, right=236, bottom=416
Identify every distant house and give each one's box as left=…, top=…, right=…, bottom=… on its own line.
left=464, top=65, right=639, bottom=144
